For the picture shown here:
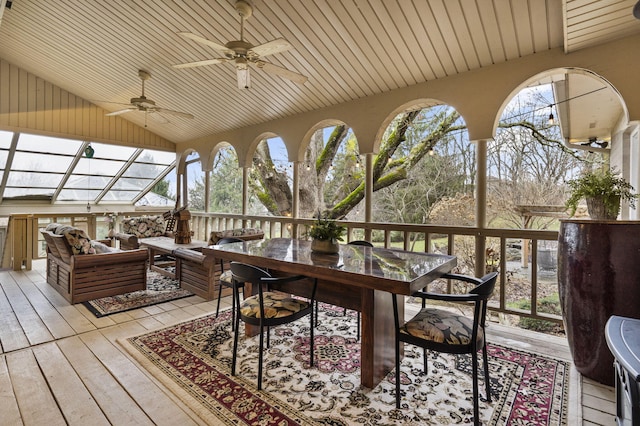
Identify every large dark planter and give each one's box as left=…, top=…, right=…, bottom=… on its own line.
left=558, top=220, right=640, bottom=386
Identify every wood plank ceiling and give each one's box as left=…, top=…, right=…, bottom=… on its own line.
left=0, top=0, right=637, bottom=144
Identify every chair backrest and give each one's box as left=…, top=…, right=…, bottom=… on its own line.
left=218, top=237, right=245, bottom=271
left=470, top=271, right=499, bottom=299
left=217, top=237, right=244, bottom=245
left=41, top=230, right=74, bottom=263
left=348, top=240, right=373, bottom=247
left=470, top=271, right=499, bottom=333
left=41, top=230, right=63, bottom=259
left=229, top=262, right=272, bottom=296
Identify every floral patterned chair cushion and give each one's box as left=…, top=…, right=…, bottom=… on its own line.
left=219, top=269, right=233, bottom=285
left=400, top=307, right=483, bottom=347
left=240, top=291, right=310, bottom=319
left=121, top=215, right=166, bottom=238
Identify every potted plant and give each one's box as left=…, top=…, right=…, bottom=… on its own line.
left=565, top=168, right=638, bottom=220
left=306, top=216, right=346, bottom=254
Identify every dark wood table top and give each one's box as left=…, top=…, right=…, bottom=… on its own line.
left=203, top=237, right=456, bottom=295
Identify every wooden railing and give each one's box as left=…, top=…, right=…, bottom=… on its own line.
left=10, top=211, right=563, bottom=327
left=189, top=212, right=563, bottom=327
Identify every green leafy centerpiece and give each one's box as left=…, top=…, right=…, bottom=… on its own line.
left=565, top=168, right=637, bottom=220
left=306, top=217, right=346, bottom=254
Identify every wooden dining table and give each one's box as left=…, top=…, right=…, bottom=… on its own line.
left=203, top=237, right=457, bottom=388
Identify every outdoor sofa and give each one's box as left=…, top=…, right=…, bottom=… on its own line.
left=41, top=223, right=148, bottom=304
left=115, top=215, right=172, bottom=250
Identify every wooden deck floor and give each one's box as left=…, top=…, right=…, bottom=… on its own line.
left=0, top=260, right=616, bottom=425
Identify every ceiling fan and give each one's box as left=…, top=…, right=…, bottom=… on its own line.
left=173, top=0, right=308, bottom=89
left=103, top=70, right=194, bottom=124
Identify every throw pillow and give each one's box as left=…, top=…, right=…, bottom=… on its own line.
left=62, top=228, right=95, bottom=255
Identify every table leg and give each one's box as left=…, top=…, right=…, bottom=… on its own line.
left=240, top=279, right=401, bottom=389
left=360, top=289, right=402, bottom=389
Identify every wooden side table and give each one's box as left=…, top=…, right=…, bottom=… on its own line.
left=605, top=315, right=640, bottom=426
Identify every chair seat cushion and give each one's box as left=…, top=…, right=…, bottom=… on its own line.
left=400, top=308, right=483, bottom=347
left=219, top=269, right=233, bottom=285
left=240, top=292, right=310, bottom=319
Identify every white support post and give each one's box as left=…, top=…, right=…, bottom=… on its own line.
left=365, top=153, right=373, bottom=242
left=475, top=139, right=488, bottom=278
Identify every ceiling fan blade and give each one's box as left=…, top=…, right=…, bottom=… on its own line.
left=172, top=58, right=229, bottom=69
left=177, top=32, right=234, bottom=56
left=105, top=107, right=136, bottom=116
left=147, top=111, right=170, bottom=124
left=93, top=100, right=133, bottom=107
left=249, top=38, right=292, bottom=58
left=254, top=60, right=308, bottom=85
left=153, top=107, right=195, bottom=120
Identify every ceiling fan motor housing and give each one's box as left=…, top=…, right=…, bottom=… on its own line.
left=225, top=40, right=253, bottom=58
left=235, top=0, right=253, bottom=19
left=130, top=96, right=155, bottom=107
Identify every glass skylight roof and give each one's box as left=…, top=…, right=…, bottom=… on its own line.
left=0, top=131, right=176, bottom=206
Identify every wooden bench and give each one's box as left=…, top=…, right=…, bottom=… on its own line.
left=173, top=230, right=264, bottom=300
left=173, top=248, right=226, bottom=300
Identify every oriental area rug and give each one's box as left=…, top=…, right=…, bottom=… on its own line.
left=121, top=306, right=570, bottom=425
left=83, top=271, right=193, bottom=317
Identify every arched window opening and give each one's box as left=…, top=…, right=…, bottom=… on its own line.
left=372, top=105, right=472, bottom=227
left=298, top=126, right=364, bottom=220
left=492, top=83, right=601, bottom=231
left=185, top=151, right=204, bottom=211
left=250, top=137, right=294, bottom=216
left=210, top=147, right=242, bottom=214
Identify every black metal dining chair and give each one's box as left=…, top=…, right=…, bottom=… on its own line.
left=214, top=237, right=244, bottom=328
left=391, top=271, right=498, bottom=426
left=230, top=261, right=318, bottom=390
left=314, top=240, right=372, bottom=340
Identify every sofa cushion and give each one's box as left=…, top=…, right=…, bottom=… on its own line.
left=208, top=228, right=263, bottom=245
left=45, top=223, right=59, bottom=232
left=91, top=240, right=117, bottom=253
left=46, top=223, right=73, bottom=234
left=121, top=215, right=166, bottom=238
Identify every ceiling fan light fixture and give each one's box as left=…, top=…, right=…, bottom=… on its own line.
left=236, top=58, right=250, bottom=89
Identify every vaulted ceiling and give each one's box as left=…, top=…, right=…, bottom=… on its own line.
left=0, top=0, right=638, bottom=145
